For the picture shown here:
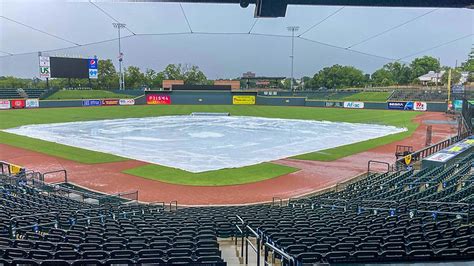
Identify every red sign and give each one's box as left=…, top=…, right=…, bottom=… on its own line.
left=101, top=99, right=119, bottom=106
left=10, top=99, right=25, bottom=109
left=147, top=94, right=171, bottom=105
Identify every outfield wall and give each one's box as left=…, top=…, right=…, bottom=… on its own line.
left=1, top=90, right=448, bottom=112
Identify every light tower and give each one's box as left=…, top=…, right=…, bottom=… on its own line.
left=113, top=23, right=126, bottom=90
left=287, top=26, right=299, bottom=91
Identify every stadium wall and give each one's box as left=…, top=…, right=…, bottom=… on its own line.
left=39, top=100, right=83, bottom=108
left=2, top=90, right=448, bottom=111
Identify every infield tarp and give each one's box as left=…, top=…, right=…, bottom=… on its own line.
left=4, top=116, right=406, bottom=173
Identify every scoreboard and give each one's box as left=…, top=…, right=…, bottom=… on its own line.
left=39, top=56, right=98, bottom=79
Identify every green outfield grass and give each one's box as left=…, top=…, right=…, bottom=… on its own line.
left=0, top=105, right=420, bottom=185
left=342, top=91, right=391, bottom=102
left=46, top=90, right=136, bottom=100
left=124, top=163, right=298, bottom=186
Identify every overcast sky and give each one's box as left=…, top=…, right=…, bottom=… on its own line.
left=0, top=0, right=472, bottom=79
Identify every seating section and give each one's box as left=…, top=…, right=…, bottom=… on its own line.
left=0, top=184, right=226, bottom=265
left=0, top=152, right=473, bottom=265
left=0, top=88, right=48, bottom=99
left=0, top=89, right=21, bottom=99
left=23, top=89, right=47, bottom=99
left=388, top=89, right=449, bottom=102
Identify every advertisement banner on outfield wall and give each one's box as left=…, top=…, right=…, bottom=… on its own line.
left=343, top=101, right=364, bottom=109
left=10, top=99, right=25, bottom=109
left=0, top=100, right=10, bottom=109
left=453, top=100, right=463, bottom=111
left=232, top=95, right=255, bottom=105
left=25, top=99, right=39, bottom=108
left=119, top=99, right=135, bottom=105
left=147, top=94, right=171, bottom=105
left=413, top=101, right=427, bottom=111
left=325, top=102, right=343, bottom=108
left=387, top=101, right=413, bottom=110
left=82, top=100, right=102, bottom=107
left=101, top=99, right=119, bottom=106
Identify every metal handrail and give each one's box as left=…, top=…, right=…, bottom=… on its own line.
left=169, top=200, right=178, bottom=212
left=264, top=242, right=295, bottom=266
left=42, top=169, right=67, bottom=183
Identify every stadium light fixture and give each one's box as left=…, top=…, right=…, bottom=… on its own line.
left=287, top=26, right=299, bottom=91
left=113, top=23, right=126, bottom=90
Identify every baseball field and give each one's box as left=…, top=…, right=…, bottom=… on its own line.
left=0, top=105, right=419, bottom=186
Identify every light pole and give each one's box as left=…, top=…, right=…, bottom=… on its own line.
left=287, top=26, right=299, bottom=91
left=113, top=23, right=126, bottom=90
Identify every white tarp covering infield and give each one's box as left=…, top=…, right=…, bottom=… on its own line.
left=4, top=116, right=406, bottom=173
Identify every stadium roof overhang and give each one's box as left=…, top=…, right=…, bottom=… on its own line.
left=157, top=0, right=473, bottom=17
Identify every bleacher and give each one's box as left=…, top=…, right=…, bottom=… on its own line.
left=23, top=89, right=47, bottom=99
left=389, top=89, right=448, bottom=102
left=0, top=89, right=21, bottom=99
left=0, top=88, right=48, bottom=100
left=0, top=152, right=473, bottom=265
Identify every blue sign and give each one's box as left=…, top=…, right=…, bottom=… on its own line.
left=89, top=69, right=98, bottom=79
left=82, top=100, right=102, bottom=107
left=388, top=101, right=414, bottom=110
left=88, top=59, right=98, bottom=69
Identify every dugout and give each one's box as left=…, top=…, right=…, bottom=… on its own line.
left=421, top=136, right=474, bottom=169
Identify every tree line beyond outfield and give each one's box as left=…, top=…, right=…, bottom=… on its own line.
left=1, top=52, right=472, bottom=90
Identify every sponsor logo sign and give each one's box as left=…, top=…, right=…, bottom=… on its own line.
left=101, top=99, right=119, bottom=106
left=39, top=66, right=51, bottom=78
left=82, top=100, right=102, bottom=107
left=425, top=152, right=456, bottom=163
left=88, top=58, right=98, bottom=79
left=147, top=94, right=171, bottom=105
left=9, top=163, right=24, bottom=175
left=343, top=101, right=364, bottom=109
left=0, top=100, right=10, bottom=109
left=25, top=99, right=39, bottom=108
left=119, top=99, right=135, bottom=105
left=39, top=56, right=50, bottom=67
left=413, top=101, right=427, bottom=111
left=39, top=56, right=51, bottom=78
left=404, top=154, right=412, bottom=165
left=10, top=99, right=25, bottom=109
left=387, top=101, right=414, bottom=110
left=88, top=69, right=98, bottom=79
left=453, top=100, right=463, bottom=111
left=88, top=59, right=98, bottom=69
left=232, top=95, right=256, bottom=105
left=325, top=101, right=343, bottom=108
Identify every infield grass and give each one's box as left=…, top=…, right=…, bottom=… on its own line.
left=123, top=162, right=298, bottom=186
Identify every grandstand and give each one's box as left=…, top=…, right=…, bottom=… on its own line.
left=0, top=88, right=49, bottom=99
left=0, top=147, right=473, bottom=265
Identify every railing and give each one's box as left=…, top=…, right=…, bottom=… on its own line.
left=234, top=215, right=245, bottom=258
left=272, top=197, right=283, bottom=207
left=42, top=169, right=67, bottom=183
left=412, top=200, right=471, bottom=223
left=235, top=215, right=294, bottom=266
left=367, top=160, right=391, bottom=175
left=245, top=225, right=261, bottom=266
left=10, top=212, right=59, bottom=238
left=264, top=242, right=295, bottom=266
left=394, top=131, right=471, bottom=170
